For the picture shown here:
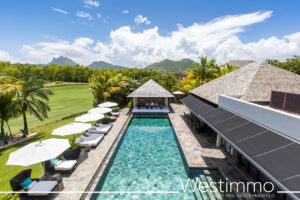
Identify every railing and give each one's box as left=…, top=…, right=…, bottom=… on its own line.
left=218, top=95, right=300, bottom=142
left=270, top=91, right=300, bottom=115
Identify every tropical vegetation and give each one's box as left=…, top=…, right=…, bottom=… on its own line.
left=13, top=79, right=54, bottom=137
left=266, top=56, right=300, bottom=75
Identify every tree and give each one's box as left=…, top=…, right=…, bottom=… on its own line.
left=0, top=74, right=21, bottom=142
left=89, top=72, right=128, bottom=106
left=13, top=79, right=54, bottom=137
left=192, top=56, right=216, bottom=85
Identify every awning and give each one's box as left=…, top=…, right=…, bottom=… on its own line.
left=181, top=95, right=300, bottom=199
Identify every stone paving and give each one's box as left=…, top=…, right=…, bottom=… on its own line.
left=54, top=108, right=130, bottom=200
left=169, top=103, right=255, bottom=200
left=169, top=103, right=225, bottom=169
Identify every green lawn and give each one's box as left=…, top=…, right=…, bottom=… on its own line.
left=0, top=84, right=95, bottom=197
left=8, top=84, right=94, bottom=134
left=0, top=117, right=87, bottom=196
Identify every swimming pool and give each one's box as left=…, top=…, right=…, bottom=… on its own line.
left=91, top=117, right=226, bottom=200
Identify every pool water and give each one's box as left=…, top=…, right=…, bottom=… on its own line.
left=91, top=117, right=195, bottom=200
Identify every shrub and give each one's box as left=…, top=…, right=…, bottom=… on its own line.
left=55, top=81, right=64, bottom=84
left=127, top=100, right=133, bottom=108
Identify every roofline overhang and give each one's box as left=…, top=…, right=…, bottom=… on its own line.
left=181, top=97, right=298, bottom=200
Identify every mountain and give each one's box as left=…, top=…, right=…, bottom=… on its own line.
left=48, top=56, right=77, bottom=66
left=89, top=61, right=126, bottom=69
left=146, top=58, right=194, bottom=73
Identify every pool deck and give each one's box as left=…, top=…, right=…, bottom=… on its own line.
left=169, top=103, right=256, bottom=199
left=169, top=103, right=225, bottom=169
left=54, top=108, right=130, bottom=200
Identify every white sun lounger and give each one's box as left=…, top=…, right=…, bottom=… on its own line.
left=111, top=112, right=120, bottom=116
left=91, top=124, right=112, bottom=135
left=54, top=160, right=77, bottom=171
left=78, top=134, right=104, bottom=147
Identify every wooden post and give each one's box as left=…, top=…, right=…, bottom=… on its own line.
left=216, top=134, right=222, bottom=147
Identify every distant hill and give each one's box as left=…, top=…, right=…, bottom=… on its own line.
left=89, top=61, right=126, bottom=69
left=48, top=56, right=77, bottom=66
left=146, top=58, right=194, bottom=73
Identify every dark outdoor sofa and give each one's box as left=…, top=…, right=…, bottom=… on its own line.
left=63, top=146, right=81, bottom=160
left=10, top=169, right=58, bottom=200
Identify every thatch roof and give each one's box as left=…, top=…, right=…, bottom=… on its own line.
left=191, top=62, right=300, bottom=104
left=227, top=60, right=255, bottom=67
left=128, top=79, right=174, bottom=98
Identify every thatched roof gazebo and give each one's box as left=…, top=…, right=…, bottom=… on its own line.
left=128, top=79, right=174, bottom=114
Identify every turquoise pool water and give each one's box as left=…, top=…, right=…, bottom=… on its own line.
left=91, top=117, right=195, bottom=200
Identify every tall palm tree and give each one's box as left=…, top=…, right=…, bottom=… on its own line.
left=89, top=72, right=127, bottom=106
left=13, top=79, right=54, bottom=137
left=0, top=75, right=21, bottom=141
left=192, top=56, right=216, bottom=85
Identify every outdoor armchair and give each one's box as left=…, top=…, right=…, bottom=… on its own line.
left=63, top=146, right=81, bottom=160
left=10, top=169, right=58, bottom=200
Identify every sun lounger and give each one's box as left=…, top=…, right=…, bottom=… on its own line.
left=91, top=124, right=112, bottom=135
left=54, top=160, right=77, bottom=171
left=77, top=133, right=104, bottom=147
left=45, top=158, right=77, bottom=174
left=111, top=111, right=120, bottom=116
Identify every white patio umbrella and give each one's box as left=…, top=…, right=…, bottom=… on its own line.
left=98, top=101, right=118, bottom=108
left=88, top=107, right=112, bottom=114
left=75, top=113, right=104, bottom=122
left=173, top=91, right=185, bottom=95
left=6, top=139, right=70, bottom=166
left=51, top=123, right=92, bottom=136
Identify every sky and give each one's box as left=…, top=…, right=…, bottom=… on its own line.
left=0, top=0, right=299, bottom=67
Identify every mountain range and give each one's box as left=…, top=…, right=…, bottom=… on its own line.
left=146, top=58, right=194, bottom=73
left=41, top=56, right=195, bottom=73
left=89, top=61, right=125, bottom=69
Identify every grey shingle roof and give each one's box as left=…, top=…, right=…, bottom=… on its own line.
left=191, top=62, right=300, bottom=104
left=128, top=79, right=174, bottom=98
left=227, top=60, right=255, bottom=67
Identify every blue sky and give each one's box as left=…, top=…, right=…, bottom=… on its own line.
left=0, top=0, right=299, bottom=67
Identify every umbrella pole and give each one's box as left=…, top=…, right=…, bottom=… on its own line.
left=41, top=161, right=48, bottom=180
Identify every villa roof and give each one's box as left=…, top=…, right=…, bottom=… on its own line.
left=181, top=95, right=300, bottom=199
left=226, top=60, right=255, bottom=67
left=191, top=62, right=300, bottom=104
left=128, top=79, right=174, bottom=98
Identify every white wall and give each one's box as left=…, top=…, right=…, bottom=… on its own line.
left=218, top=95, right=300, bottom=142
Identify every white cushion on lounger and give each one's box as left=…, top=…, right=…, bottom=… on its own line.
left=91, top=124, right=112, bottom=134
left=28, top=181, right=57, bottom=196
left=54, top=160, right=77, bottom=171
left=79, top=134, right=104, bottom=147
left=111, top=112, right=120, bottom=116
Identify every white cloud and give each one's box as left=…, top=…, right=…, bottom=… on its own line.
left=0, top=50, right=15, bottom=62
left=77, top=11, right=93, bottom=20
left=96, top=13, right=102, bottom=18
left=83, top=0, right=99, bottom=8
left=52, top=8, right=68, bottom=15
left=134, top=15, right=151, bottom=25
left=13, top=11, right=300, bottom=67
left=122, top=10, right=129, bottom=14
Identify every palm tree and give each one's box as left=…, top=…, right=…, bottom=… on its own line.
left=89, top=72, right=128, bottom=106
left=192, top=56, right=216, bottom=85
left=13, top=79, right=54, bottom=137
left=0, top=75, right=22, bottom=141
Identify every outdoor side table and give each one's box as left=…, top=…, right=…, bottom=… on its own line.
left=52, top=173, right=64, bottom=190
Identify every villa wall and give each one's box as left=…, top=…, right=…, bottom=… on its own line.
left=218, top=95, right=300, bottom=142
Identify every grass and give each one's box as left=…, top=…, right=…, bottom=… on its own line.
left=8, top=84, right=93, bottom=134
left=0, top=84, right=95, bottom=197
left=0, top=117, right=88, bottom=196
